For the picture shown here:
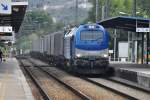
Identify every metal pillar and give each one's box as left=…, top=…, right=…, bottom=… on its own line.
left=146, top=32, right=149, bottom=64
left=105, top=0, right=109, bottom=18
left=131, top=0, right=137, bottom=63
left=114, top=29, right=117, bottom=61
left=131, top=32, right=135, bottom=62
left=128, top=32, right=130, bottom=62
left=141, top=33, right=144, bottom=64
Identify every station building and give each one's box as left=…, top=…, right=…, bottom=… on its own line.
left=99, top=16, right=150, bottom=64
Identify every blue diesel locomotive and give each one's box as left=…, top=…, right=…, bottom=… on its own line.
left=64, top=24, right=109, bottom=74
left=31, top=24, right=109, bottom=74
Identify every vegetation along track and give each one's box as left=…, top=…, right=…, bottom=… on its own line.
left=20, top=59, right=90, bottom=100
left=83, top=77, right=150, bottom=100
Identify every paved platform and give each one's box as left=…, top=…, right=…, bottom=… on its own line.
left=110, top=64, right=150, bottom=89
left=0, top=58, right=34, bottom=100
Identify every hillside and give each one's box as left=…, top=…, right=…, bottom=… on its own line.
left=28, top=0, right=92, bottom=24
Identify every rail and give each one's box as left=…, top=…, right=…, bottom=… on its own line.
left=82, top=77, right=150, bottom=100
left=20, top=60, right=51, bottom=100
left=24, top=58, right=91, bottom=100
left=37, top=67, right=91, bottom=100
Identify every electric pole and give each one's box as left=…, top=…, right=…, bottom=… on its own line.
left=105, top=0, right=110, bottom=18
left=132, top=0, right=136, bottom=16
left=75, top=0, right=78, bottom=25
left=95, top=0, right=99, bottom=22
left=131, top=0, right=137, bottom=62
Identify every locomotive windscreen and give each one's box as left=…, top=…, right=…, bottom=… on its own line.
left=80, top=31, right=103, bottom=41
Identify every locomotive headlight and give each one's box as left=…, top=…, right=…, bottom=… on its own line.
left=103, top=54, right=108, bottom=57
left=76, top=54, right=81, bottom=58
left=89, top=25, right=95, bottom=29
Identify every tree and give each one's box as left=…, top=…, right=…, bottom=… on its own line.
left=16, top=10, right=64, bottom=51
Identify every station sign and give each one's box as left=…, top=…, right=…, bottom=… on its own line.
left=0, top=36, right=14, bottom=41
left=0, top=31, right=15, bottom=42
left=109, top=50, right=113, bottom=54
left=0, top=26, right=12, bottom=33
left=0, top=0, right=12, bottom=14
left=136, top=28, right=150, bottom=32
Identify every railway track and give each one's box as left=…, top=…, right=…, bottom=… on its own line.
left=20, top=59, right=91, bottom=100
left=27, top=58, right=129, bottom=100
left=83, top=77, right=150, bottom=100
left=26, top=57, right=150, bottom=100
left=20, top=61, right=51, bottom=100
left=37, top=67, right=91, bottom=100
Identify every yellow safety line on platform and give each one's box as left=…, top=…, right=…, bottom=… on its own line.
left=0, top=82, right=1, bottom=92
left=0, top=84, right=6, bottom=100
left=0, top=70, right=9, bottom=100
left=0, top=82, right=1, bottom=86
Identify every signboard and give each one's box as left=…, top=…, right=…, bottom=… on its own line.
left=118, top=42, right=129, bottom=58
left=109, top=50, right=113, bottom=54
left=0, top=0, right=12, bottom=14
left=0, top=26, right=12, bottom=33
left=0, top=36, right=14, bottom=41
left=0, top=31, right=15, bottom=42
left=136, top=28, right=150, bottom=32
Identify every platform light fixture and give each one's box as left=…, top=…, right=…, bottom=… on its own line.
left=119, top=11, right=140, bottom=16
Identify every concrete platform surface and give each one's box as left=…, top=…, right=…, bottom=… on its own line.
left=0, top=58, right=34, bottom=100
left=110, top=64, right=150, bottom=89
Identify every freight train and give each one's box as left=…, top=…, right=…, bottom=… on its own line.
left=31, top=24, right=109, bottom=74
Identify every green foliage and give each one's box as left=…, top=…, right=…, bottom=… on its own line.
left=16, top=10, right=64, bottom=50
left=138, top=0, right=150, bottom=15
left=85, top=0, right=150, bottom=49
left=21, top=10, right=53, bottom=36
left=15, top=36, right=31, bottom=50
left=86, top=0, right=150, bottom=22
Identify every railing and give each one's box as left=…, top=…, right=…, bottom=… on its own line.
left=109, top=57, right=134, bottom=64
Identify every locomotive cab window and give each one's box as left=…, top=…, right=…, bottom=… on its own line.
left=80, top=31, right=103, bottom=41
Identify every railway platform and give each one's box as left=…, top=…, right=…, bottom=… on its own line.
left=0, top=58, right=34, bottom=100
left=110, top=64, right=150, bottom=90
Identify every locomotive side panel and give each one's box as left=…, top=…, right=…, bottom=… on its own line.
left=43, top=36, right=48, bottom=53
left=54, top=33, right=64, bottom=56
left=47, top=34, right=51, bottom=55
left=32, top=39, right=40, bottom=52
left=39, top=37, right=44, bottom=53
left=50, top=34, right=55, bottom=55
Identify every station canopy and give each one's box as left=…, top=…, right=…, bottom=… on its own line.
left=0, top=1, right=28, bottom=36
left=99, top=16, right=150, bottom=32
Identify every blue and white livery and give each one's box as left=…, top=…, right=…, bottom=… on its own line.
left=64, top=24, right=109, bottom=74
